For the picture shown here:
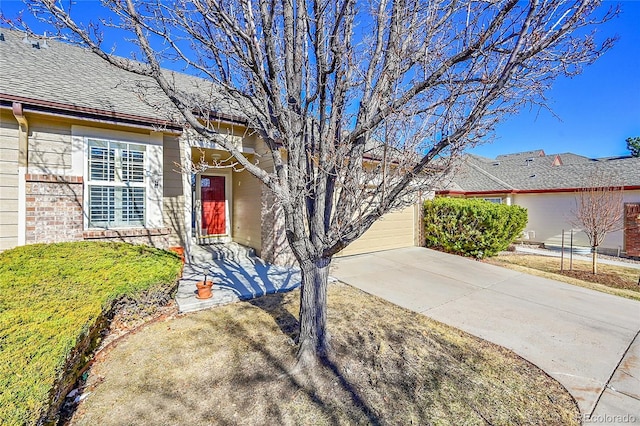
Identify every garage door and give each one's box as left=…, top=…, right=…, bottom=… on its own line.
left=337, top=205, right=418, bottom=257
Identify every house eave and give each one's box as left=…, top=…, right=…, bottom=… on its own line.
left=437, top=185, right=640, bottom=196
left=1, top=94, right=248, bottom=134
left=0, top=93, right=184, bottom=131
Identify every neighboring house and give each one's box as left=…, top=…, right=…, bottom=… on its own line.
left=0, top=30, right=421, bottom=262
left=439, top=149, right=640, bottom=256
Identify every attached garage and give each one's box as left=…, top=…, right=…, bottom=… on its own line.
left=337, top=205, right=420, bottom=257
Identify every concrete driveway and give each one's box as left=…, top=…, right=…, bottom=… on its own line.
left=332, top=247, right=640, bottom=422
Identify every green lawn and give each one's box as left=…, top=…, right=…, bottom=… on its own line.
left=0, top=242, right=182, bottom=426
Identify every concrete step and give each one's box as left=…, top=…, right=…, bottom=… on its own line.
left=189, top=242, right=256, bottom=264
left=175, top=281, right=241, bottom=313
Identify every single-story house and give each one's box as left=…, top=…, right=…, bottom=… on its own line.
left=0, top=30, right=422, bottom=263
left=438, top=149, right=640, bottom=256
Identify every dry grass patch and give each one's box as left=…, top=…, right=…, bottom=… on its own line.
left=485, top=254, right=640, bottom=301
left=70, top=284, right=578, bottom=425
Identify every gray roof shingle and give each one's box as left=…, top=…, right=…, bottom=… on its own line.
left=0, top=29, right=242, bottom=125
left=447, top=150, right=640, bottom=191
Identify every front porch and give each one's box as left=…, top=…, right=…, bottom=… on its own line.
left=188, top=146, right=265, bottom=252
left=175, top=243, right=302, bottom=313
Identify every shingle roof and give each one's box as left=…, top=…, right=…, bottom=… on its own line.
left=446, top=150, right=640, bottom=191
left=0, top=29, right=241, bottom=125
left=547, top=152, right=591, bottom=164
left=495, top=149, right=545, bottom=160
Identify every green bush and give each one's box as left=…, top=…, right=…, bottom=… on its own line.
left=0, top=242, right=182, bottom=426
left=424, top=198, right=527, bottom=258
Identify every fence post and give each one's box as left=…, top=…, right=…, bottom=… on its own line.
left=560, top=229, right=565, bottom=272
left=569, top=229, right=574, bottom=271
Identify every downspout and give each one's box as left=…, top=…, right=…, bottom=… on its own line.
left=12, top=102, right=28, bottom=245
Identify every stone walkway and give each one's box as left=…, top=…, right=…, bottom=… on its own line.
left=175, top=244, right=302, bottom=313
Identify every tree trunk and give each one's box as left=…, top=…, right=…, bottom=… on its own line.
left=592, top=246, right=598, bottom=275
left=296, top=256, right=332, bottom=368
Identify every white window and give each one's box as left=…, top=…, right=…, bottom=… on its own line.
left=483, top=197, right=503, bottom=204
left=87, top=139, right=146, bottom=228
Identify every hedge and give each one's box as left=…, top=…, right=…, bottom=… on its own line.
left=424, top=198, right=527, bottom=258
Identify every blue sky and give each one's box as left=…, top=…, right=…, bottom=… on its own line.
left=471, top=1, right=640, bottom=159
left=2, top=1, right=638, bottom=159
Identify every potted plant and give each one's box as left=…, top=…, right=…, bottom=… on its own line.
left=196, top=275, right=213, bottom=299
left=168, top=246, right=185, bottom=264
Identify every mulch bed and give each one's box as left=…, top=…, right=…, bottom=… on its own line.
left=559, top=270, right=640, bottom=291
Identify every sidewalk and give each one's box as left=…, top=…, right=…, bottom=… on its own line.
left=175, top=244, right=302, bottom=313
left=514, top=245, right=640, bottom=270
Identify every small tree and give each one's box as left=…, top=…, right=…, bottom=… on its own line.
left=571, top=173, right=624, bottom=274
left=626, top=137, right=640, bottom=157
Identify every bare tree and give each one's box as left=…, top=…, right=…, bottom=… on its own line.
left=14, top=0, right=616, bottom=369
left=572, top=172, right=624, bottom=274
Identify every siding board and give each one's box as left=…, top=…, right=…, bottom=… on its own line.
left=162, top=136, right=186, bottom=245
left=0, top=211, right=18, bottom=225
left=232, top=168, right=262, bottom=251
left=28, top=118, right=73, bottom=171
left=0, top=111, right=19, bottom=251
left=0, top=237, right=19, bottom=251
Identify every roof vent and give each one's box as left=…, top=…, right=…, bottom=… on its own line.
left=492, top=162, right=500, bottom=166
left=32, top=41, right=41, bottom=49
left=529, top=174, right=536, bottom=178
left=0, top=33, right=5, bottom=42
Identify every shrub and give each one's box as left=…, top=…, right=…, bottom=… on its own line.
left=424, top=198, right=527, bottom=258
left=0, top=242, right=182, bottom=426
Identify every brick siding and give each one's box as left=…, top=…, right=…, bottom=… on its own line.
left=83, top=227, right=174, bottom=247
left=625, top=203, right=640, bottom=257
left=25, top=174, right=85, bottom=244
left=25, top=173, right=176, bottom=248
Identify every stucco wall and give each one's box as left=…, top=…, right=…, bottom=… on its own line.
left=514, top=190, right=640, bottom=254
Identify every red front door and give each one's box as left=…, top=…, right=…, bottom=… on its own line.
left=201, top=176, right=226, bottom=235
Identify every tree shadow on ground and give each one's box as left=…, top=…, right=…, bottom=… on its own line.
left=249, top=292, right=299, bottom=341
left=247, top=292, right=382, bottom=425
